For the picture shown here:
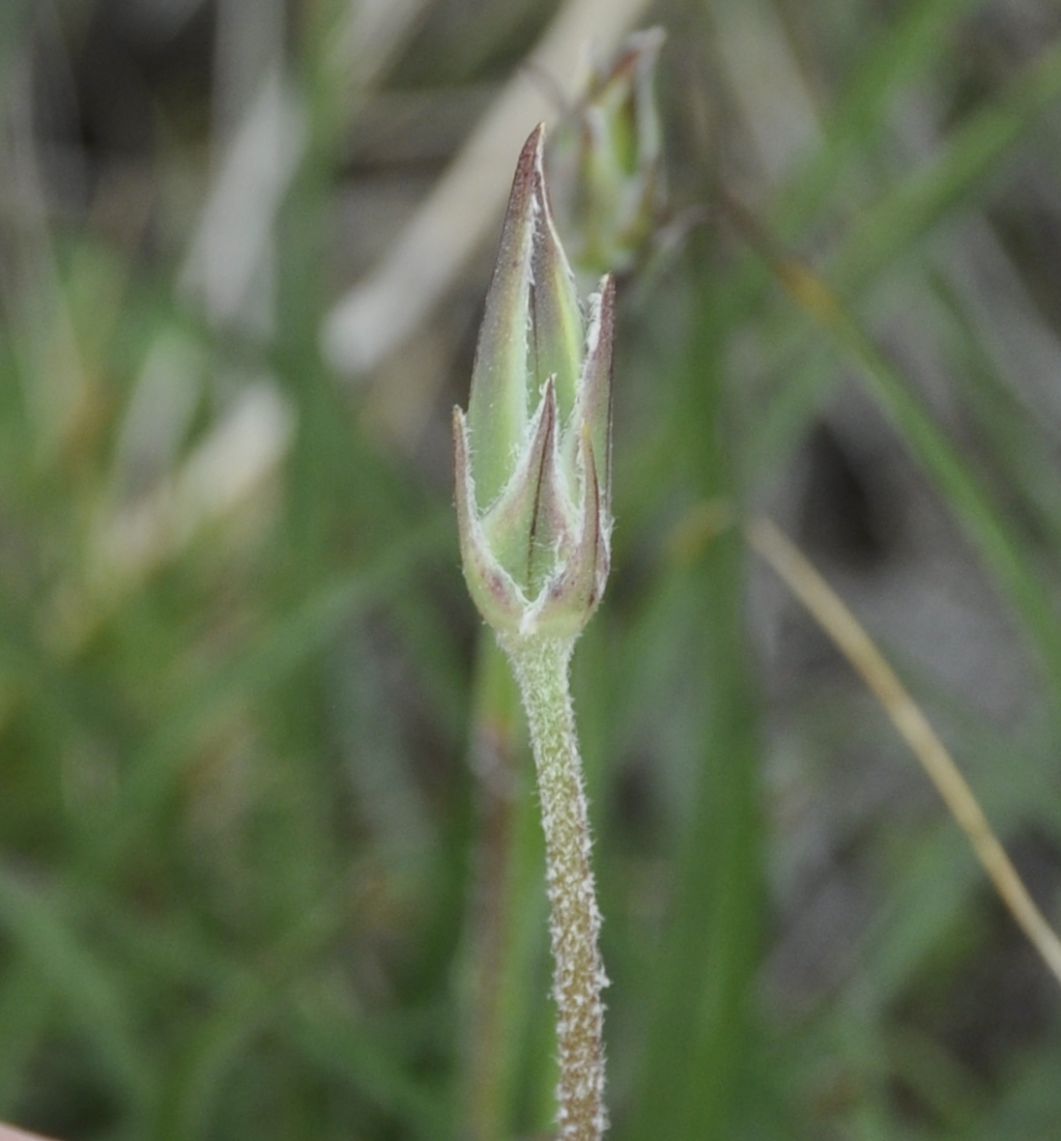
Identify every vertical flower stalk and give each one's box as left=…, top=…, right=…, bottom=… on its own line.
left=502, top=634, right=607, bottom=1139
left=453, top=126, right=614, bottom=1139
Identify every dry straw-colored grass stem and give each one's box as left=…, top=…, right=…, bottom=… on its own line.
left=748, top=515, right=1061, bottom=988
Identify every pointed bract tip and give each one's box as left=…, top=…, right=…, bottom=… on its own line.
left=598, top=275, right=616, bottom=327
left=527, top=125, right=552, bottom=205
left=612, top=26, right=666, bottom=77
left=518, top=123, right=546, bottom=173
left=507, top=126, right=544, bottom=218
left=498, top=126, right=546, bottom=242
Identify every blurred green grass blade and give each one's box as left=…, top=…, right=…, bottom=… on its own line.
left=859, top=823, right=982, bottom=1005
left=928, top=271, right=1061, bottom=547
left=733, top=122, right=1061, bottom=701
left=751, top=35, right=1061, bottom=476
left=813, top=299, right=1061, bottom=702
left=658, top=545, right=763, bottom=1140
left=885, top=1026, right=985, bottom=1133
left=848, top=710, right=1060, bottom=1005
left=82, top=517, right=448, bottom=873
left=951, top=1033, right=1061, bottom=1141
left=777, top=0, right=985, bottom=229
left=840, top=1001, right=895, bottom=1141
left=86, top=858, right=445, bottom=1137
left=284, top=996, right=449, bottom=1140
left=834, top=36, right=1061, bottom=293
left=388, top=587, right=470, bottom=746
left=629, top=270, right=765, bottom=1139
left=0, top=870, right=152, bottom=1125
left=0, top=1, right=33, bottom=94
left=152, top=877, right=410, bottom=1141
left=505, top=889, right=553, bottom=1137
left=744, top=340, right=835, bottom=478
left=459, top=633, right=550, bottom=1141
left=701, top=0, right=990, bottom=349
left=0, top=961, right=52, bottom=1113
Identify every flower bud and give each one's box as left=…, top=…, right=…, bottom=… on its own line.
left=454, top=126, right=615, bottom=641
left=552, top=27, right=666, bottom=278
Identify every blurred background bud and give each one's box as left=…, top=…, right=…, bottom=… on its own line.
left=550, top=27, right=666, bottom=279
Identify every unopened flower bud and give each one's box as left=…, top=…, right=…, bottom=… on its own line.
left=454, top=126, right=615, bottom=641
left=552, top=27, right=666, bottom=278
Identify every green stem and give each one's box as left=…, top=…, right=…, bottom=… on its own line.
left=464, top=632, right=525, bottom=1140
left=502, top=634, right=607, bottom=1141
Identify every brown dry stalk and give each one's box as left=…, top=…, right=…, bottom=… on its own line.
left=747, top=515, right=1061, bottom=987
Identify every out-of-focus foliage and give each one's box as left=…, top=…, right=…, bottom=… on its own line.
left=1, top=1, right=1061, bottom=1139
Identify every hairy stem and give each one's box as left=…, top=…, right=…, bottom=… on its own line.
left=502, top=634, right=607, bottom=1140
